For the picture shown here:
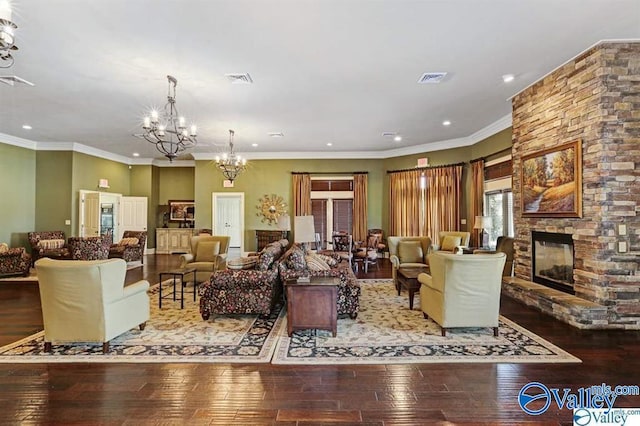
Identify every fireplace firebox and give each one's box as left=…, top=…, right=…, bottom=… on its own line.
left=531, top=231, right=575, bottom=295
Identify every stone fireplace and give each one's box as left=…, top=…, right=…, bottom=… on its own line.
left=508, top=41, right=640, bottom=329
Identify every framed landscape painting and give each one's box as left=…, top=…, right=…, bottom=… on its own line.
left=169, top=200, right=195, bottom=222
left=521, top=140, right=582, bottom=218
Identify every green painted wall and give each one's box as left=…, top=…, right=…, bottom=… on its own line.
left=130, top=165, right=158, bottom=247
left=35, top=151, right=73, bottom=236
left=195, top=159, right=384, bottom=251
left=158, top=167, right=195, bottom=204
left=471, top=128, right=512, bottom=160
left=0, top=143, right=36, bottom=248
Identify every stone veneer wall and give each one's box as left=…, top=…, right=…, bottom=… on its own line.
left=511, top=42, right=640, bottom=329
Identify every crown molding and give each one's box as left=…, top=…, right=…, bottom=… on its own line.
left=1, top=114, right=513, bottom=164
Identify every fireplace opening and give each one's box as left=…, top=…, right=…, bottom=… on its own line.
left=531, top=231, right=575, bottom=295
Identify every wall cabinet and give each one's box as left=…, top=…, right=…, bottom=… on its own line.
left=156, top=229, right=194, bottom=254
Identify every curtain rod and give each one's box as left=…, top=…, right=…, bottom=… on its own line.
left=471, top=146, right=512, bottom=163
left=386, top=162, right=465, bottom=174
left=291, top=171, right=368, bottom=175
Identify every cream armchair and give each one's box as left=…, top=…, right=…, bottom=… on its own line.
left=179, top=235, right=230, bottom=282
left=435, top=231, right=471, bottom=252
left=418, top=252, right=506, bottom=336
left=35, top=258, right=150, bottom=353
left=388, top=236, right=432, bottom=289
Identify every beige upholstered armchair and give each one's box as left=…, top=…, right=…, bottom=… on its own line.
left=35, top=258, right=150, bottom=353
left=418, top=252, right=506, bottom=336
left=435, top=231, right=471, bottom=253
left=179, top=235, right=231, bottom=282
left=474, top=236, right=515, bottom=277
left=388, top=236, right=432, bottom=288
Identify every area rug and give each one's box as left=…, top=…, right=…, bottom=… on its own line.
left=0, top=283, right=286, bottom=363
left=272, top=279, right=581, bottom=365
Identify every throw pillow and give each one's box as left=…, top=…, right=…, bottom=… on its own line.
left=0, top=243, right=8, bottom=254
left=305, top=253, right=330, bottom=271
left=440, top=235, right=462, bottom=252
left=227, top=256, right=258, bottom=270
left=39, top=239, right=66, bottom=250
left=286, top=245, right=307, bottom=271
left=196, top=241, right=221, bottom=262
left=316, top=253, right=339, bottom=267
left=118, top=237, right=139, bottom=246
left=398, top=240, right=423, bottom=263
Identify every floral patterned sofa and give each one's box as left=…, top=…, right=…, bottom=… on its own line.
left=67, top=235, right=111, bottom=260
left=27, top=231, right=71, bottom=264
left=0, top=244, right=31, bottom=277
left=108, top=231, right=147, bottom=263
left=198, top=239, right=289, bottom=320
left=278, top=244, right=361, bottom=319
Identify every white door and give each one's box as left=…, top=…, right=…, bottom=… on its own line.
left=82, top=192, right=100, bottom=237
left=212, top=193, right=244, bottom=251
left=120, top=196, right=148, bottom=250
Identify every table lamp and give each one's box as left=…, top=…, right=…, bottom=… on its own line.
left=474, top=215, right=493, bottom=248
left=294, top=215, right=316, bottom=252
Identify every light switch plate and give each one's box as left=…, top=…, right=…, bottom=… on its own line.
left=461, top=219, right=467, bottom=225
left=618, top=224, right=627, bottom=236
left=65, top=219, right=71, bottom=225
left=618, top=241, right=628, bottom=253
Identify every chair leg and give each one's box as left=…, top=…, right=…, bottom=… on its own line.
left=493, top=327, right=499, bottom=337
left=44, top=342, right=52, bottom=352
left=423, top=312, right=428, bottom=319
left=102, top=342, right=110, bottom=353
left=441, top=328, right=447, bottom=337
left=139, top=322, right=147, bottom=331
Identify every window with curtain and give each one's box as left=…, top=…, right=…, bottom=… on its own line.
left=333, top=199, right=353, bottom=234
left=483, top=156, right=514, bottom=247
left=311, top=199, right=327, bottom=249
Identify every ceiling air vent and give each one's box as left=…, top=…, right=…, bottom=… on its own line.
left=381, top=132, right=397, bottom=137
left=0, top=75, right=35, bottom=86
left=225, top=73, right=253, bottom=84
left=417, top=72, right=447, bottom=84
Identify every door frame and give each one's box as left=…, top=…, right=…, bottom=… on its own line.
left=212, top=192, right=245, bottom=253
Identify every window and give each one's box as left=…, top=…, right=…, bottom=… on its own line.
left=311, top=177, right=354, bottom=246
left=485, top=189, right=514, bottom=247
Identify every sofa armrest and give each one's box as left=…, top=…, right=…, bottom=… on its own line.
left=0, top=247, right=25, bottom=258
left=389, top=254, right=400, bottom=268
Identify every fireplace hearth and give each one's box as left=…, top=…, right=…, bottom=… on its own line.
left=531, top=231, right=575, bottom=295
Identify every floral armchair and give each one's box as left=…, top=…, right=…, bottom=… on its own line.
left=68, top=235, right=111, bottom=260
left=278, top=244, right=361, bottom=319
left=27, top=231, right=71, bottom=264
left=198, top=239, right=288, bottom=320
left=108, top=231, right=147, bottom=263
left=0, top=244, right=31, bottom=277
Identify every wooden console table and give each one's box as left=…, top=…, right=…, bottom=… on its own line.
left=285, top=277, right=338, bottom=336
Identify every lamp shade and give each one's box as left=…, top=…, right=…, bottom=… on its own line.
left=294, top=215, right=315, bottom=244
left=474, top=215, right=493, bottom=229
left=277, top=214, right=291, bottom=231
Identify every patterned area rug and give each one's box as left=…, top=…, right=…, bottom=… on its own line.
left=0, top=283, right=285, bottom=363
left=272, top=279, right=581, bottom=365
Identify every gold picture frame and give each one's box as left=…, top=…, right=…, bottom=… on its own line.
left=169, top=200, right=195, bottom=222
left=521, top=140, right=582, bottom=218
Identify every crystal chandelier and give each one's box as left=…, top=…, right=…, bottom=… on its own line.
left=140, top=75, right=197, bottom=162
left=215, top=129, right=247, bottom=182
left=0, top=0, right=18, bottom=68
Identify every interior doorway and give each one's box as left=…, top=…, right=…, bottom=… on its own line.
left=212, top=192, right=245, bottom=253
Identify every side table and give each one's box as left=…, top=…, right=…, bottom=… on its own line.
left=158, top=267, right=197, bottom=309
left=285, top=277, right=338, bottom=337
left=397, top=266, right=429, bottom=310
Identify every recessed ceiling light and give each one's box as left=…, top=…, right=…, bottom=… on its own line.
left=394, top=136, right=402, bottom=142
left=502, top=74, right=515, bottom=83
left=268, top=132, right=284, bottom=137
left=252, top=143, right=258, bottom=147
left=327, top=143, right=333, bottom=146
left=442, top=120, right=451, bottom=126
left=22, top=124, right=32, bottom=130
left=132, top=152, right=140, bottom=157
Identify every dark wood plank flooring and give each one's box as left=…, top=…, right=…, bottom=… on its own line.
left=1, top=254, right=639, bottom=425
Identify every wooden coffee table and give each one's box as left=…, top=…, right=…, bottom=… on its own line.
left=285, top=276, right=339, bottom=336
left=397, top=266, right=429, bottom=310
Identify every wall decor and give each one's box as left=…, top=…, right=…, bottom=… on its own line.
left=256, top=194, right=287, bottom=225
left=169, top=200, right=195, bottom=222
left=521, top=140, right=582, bottom=218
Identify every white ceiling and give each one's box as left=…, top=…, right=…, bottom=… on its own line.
left=1, top=0, right=639, bottom=162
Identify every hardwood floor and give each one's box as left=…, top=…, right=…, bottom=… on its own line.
left=1, top=254, right=639, bottom=425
